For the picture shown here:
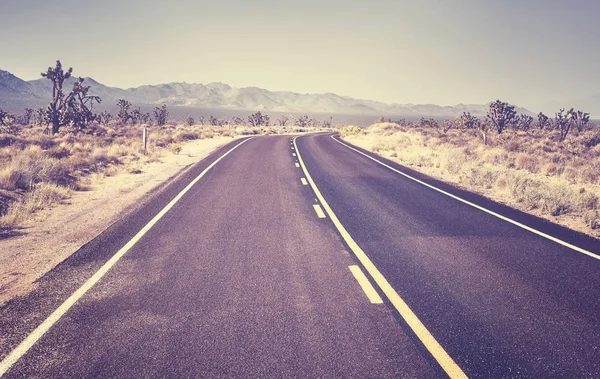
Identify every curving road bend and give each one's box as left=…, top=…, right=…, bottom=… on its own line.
left=0, top=133, right=599, bottom=378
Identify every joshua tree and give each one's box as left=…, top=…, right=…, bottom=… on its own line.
left=248, top=111, right=267, bottom=126
left=393, top=118, right=408, bottom=126
left=295, top=114, right=310, bottom=127
left=486, top=100, right=516, bottom=134
left=0, top=109, right=16, bottom=131
left=552, top=108, right=589, bottom=141
left=153, top=104, right=169, bottom=126
left=232, top=116, right=245, bottom=126
left=69, top=79, right=101, bottom=131
left=117, top=99, right=132, bottom=124
left=131, top=107, right=143, bottom=125
left=97, top=111, right=113, bottom=125
left=457, top=112, right=490, bottom=144
left=322, top=116, right=333, bottom=128
left=442, top=119, right=456, bottom=133
left=572, top=110, right=591, bottom=132
left=208, top=115, right=219, bottom=126
left=277, top=115, right=289, bottom=126
left=22, top=108, right=34, bottom=125
left=554, top=108, right=571, bottom=141
left=514, top=114, right=534, bottom=132
left=35, top=107, right=45, bottom=126
left=419, top=117, right=439, bottom=128
left=457, top=112, right=479, bottom=129
left=186, top=117, right=195, bottom=126
left=41, top=60, right=101, bottom=134
left=537, top=112, right=550, bottom=130
left=140, top=112, right=151, bottom=124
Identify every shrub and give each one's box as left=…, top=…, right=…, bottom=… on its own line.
left=169, top=144, right=182, bottom=155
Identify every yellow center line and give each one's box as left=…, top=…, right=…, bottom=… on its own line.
left=313, top=204, right=326, bottom=218
left=293, top=136, right=468, bottom=379
left=348, top=265, right=383, bottom=304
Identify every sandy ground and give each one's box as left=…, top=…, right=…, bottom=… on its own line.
left=0, top=136, right=244, bottom=306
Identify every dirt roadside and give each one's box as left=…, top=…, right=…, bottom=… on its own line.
left=0, top=136, right=244, bottom=306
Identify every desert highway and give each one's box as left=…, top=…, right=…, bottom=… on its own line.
left=1, top=134, right=599, bottom=377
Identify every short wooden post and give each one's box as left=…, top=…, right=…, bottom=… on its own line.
left=142, top=127, right=148, bottom=152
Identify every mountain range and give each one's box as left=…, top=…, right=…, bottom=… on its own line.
left=0, top=68, right=540, bottom=118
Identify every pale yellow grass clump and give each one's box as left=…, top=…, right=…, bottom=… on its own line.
left=343, top=123, right=600, bottom=236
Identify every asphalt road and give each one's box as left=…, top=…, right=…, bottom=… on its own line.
left=0, top=133, right=599, bottom=377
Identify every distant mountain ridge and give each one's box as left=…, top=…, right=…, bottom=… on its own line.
left=0, top=69, right=534, bottom=117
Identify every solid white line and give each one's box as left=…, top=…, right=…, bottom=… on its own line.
left=300, top=178, right=308, bottom=186
left=293, top=136, right=467, bottom=378
left=348, top=265, right=383, bottom=304
left=332, top=136, right=600, bottom=261
left=313, top=204, right=326, bottom=218
left=0, top=138, right=253, bottom=377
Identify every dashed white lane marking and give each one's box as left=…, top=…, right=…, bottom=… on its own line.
left=0, top=138, right=253, bottom=377
left=295, top=162, right=300, bottom=168
left=300, top=178, right=308, bottom=186
left=293, top=136, right=467, bottom=379
left=292, top=153, right=296, bottom=157
left=331, top=136, right=600, bottom=262
left=348, top=265, right=383, bottom=304
left=313, top=204, right=326, bottom=218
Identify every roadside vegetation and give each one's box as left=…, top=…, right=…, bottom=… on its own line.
left=0, top=60, right=331, bottom=233
left=340, top=102, right=600, bottom=237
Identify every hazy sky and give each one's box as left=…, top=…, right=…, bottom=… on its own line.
left=1, top=0, right=599, bottom=108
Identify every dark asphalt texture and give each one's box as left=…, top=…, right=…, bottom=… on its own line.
left=296, top=133, right=600, bottom=377
left=0, top=136, right=439, bottom=378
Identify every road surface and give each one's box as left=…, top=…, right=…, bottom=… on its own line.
left=0, top=133, right=599, bottom=377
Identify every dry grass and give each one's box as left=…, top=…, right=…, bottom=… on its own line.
left=342, top=123, right=600, bottom=237
left=0, top=122, right=322, bottom=230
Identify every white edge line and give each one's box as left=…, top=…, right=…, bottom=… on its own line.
left=293, top=136, right=467, bottom=378
left=332, top=135, right=600, bottom=261
left=348, top=265, right=383, bottom=304
left=0, top=138, right=253, bottom=377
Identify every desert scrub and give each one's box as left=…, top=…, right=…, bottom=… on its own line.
left=168, top=144, right=182, bottom=155
left=342, top=123, right=600, bottom=236
left=0, top=183, right=70, bottom=228
left=338, top=125, right=362, bottom=137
